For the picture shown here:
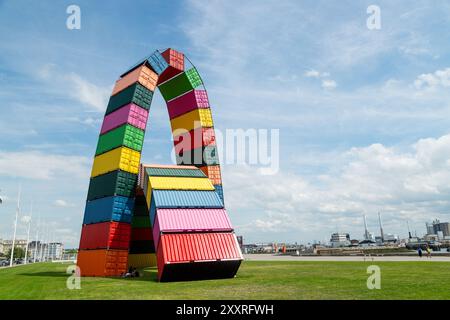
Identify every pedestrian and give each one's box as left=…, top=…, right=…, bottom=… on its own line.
left=426, top=246, right=431, bottom=259
left=418, top=247, right=422, bottom=258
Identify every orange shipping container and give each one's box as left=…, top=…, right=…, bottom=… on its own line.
left=200, top=165, right=222, bottom=185
left=77, top=249, right=128, bottom=277
left=112, top=65, right=158, bottom=96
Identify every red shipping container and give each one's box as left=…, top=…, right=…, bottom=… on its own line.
left=158, top=48, right=185, bottom=84
left=77, top=249, right=128, bottom=277
left=79, top=222, right=131, bottom=250
left=157, top=232, right=243, bottom=281
left=167, top=90, right=209, bottom=119
left=174, top=127, right=216, bottom=153
left=131, top=227, right=153, bottom=241
left=199, top=165, right=222, bottom=185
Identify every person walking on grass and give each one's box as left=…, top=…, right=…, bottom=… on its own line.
left=426, top=246, right=431, bottom=259
left=418, top=247, right=423, bottom=258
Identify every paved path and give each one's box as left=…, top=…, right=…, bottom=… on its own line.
left=243, top=254, right=450, bottom=262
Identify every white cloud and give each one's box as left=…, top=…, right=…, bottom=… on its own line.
left=224, top=133, right=450, bottom=242
left=37, top=64, right=111, bottom=112
left=305, top=70, right=321, bottom=78
left=414, top=68, right=450, bottom=90
left=54, top=199, right=71, bottom=207
left=321, top=79, right=337, bottom=89
left=0, top=150, right=91, bottom=180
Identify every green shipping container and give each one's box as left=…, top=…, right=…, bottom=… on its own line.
left=87, top=170, right=138, bottom=201
left=106, top=83, right=153, bottom=115
left=95, top=124, right=145, bottom=156
left=132, top=215, right=151, bottom=228
left=158, top=68, right=202, bottom=101
left=133, top=192, right=149, bottom=217
left=176, top=145, right=219, bottom=166
left=145, top=167, right=206, bottom=178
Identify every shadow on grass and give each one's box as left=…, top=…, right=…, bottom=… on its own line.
left=18, top=272, right=68, bottom=277
left=17, top=268, right=160, bottom=282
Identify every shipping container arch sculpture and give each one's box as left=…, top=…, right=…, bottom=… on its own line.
left=77, top=48, right=243, bottom=282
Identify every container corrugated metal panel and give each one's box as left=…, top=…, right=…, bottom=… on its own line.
left=106, top=83, right=153, bottom=115
left=176, top=145, right=219, bottom=166
left=112, top=65, right=158, bottom=95
left=214, top=184, right=224, bottom=204
left=149, top=190, right=224, bottom=226
left=144, top=167, right=206, bottom=178
left=200, top=165, right=222, bottom=185
left=127, top=253, right=157, bottom=268
left=167, top=90, right=209, bottom=119
left=100, top=103, right=148, bottom=134
left=153, top=208, right=233, bottom=249
left=77, top=249, right=128, bottom=277
left=158, top=48, right=184, bottom=84
left=87, top=170, right=137, bottom=201
left=161, top=48, right=184, bottom=71
left=95, top=124, right=145, bottom=156
left=158, top=68, right=202, bottom=102
left=174, top=127, right=216, bottom=153
left=152, top=190, right=224, bottom=209
left=147, top=50, right=169, bottom=75
left=170, top=108, right=213, bottom=133
left=157, top=233, right=242, bottom=281
left=83, top=196, right=135, bottom=225
left=185, top=68, right=203, bottom=88
left=129, top=240, right=155, bottom=254
left=79, top=221, right=131, bottom=250
left=159, top=233, right=242, bottom=262
left=130, top=227, right=153, bottom=241
left=148, top=176, right=215, bottom=191
left=91, top=147, right=140, bottom=178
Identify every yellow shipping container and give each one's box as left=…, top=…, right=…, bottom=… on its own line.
left=128, top=253, right=157, bottom=268
left=91, top=146, right=141, bottom=178
left=170, top=108, right=213, bottom=133
left=143, top=176, right=214, bottom=207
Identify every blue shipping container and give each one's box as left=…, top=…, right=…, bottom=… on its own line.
left=147, top=51, right=169, bottom=75
left=214, top=184, right=224, bottom=205
left=149, top=190, right=224, bottom=226
left=83, top=196, right=135, bottom=225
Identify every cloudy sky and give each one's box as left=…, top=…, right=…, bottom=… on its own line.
left=1, top=0, right=450, bottom=247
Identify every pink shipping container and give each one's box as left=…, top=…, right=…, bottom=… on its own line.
left=100, top=103, right=149, bottom=135
left=152, top=208, right=233, bottom=249
left=167, top=90, right=210, bottom=119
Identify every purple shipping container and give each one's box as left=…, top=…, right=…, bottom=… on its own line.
left=153, top=208, right=233, bottom=249
left=167, top=90, right=209, bottom=119
left=100, top=103, right=149, bottom=134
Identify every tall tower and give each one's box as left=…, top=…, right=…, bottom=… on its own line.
left=363, top=215, right=370, bottom=240
left=378, top=212, right=384, bottom=243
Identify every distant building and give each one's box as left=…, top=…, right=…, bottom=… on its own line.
left=330, top=233, right=350, bottom=248
left=0, top=239, right=28, bottom=255
left=48, top=243, right=64, bottom=260
left=431, top=220, right=450, bottom=239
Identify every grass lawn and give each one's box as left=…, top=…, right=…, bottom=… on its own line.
left=0, top=260, right=449, bottom=300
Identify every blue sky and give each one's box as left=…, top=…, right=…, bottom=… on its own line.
left=2, top=0, right=450, bottom=247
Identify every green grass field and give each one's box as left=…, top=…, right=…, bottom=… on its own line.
left=0, top=261, right=449, bottom=300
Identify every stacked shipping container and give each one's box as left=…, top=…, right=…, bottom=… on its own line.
left=78, top=48, right=242, bottom=281
left=141, top=165, right=242, bottom=281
